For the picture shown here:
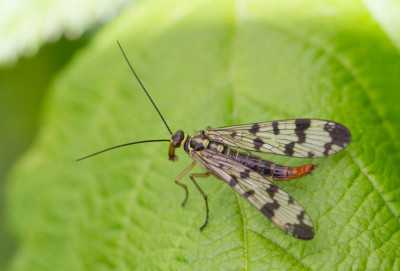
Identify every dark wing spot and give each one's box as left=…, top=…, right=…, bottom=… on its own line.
left=324, top=122, right=352, bottom=147
left=253, top=138, right=264, bottom=151
left=231, top=131, right=237, bottom=138
left=272, top=121, right=280, bottom=135
left=243, top=189, right=255, bottom=198
left=323, top=142, right=332, bottom=156
left=285, top=210, right=314, bottom=240
left=266, top=185, right=278, bottom=197
left=229, top=176, right=238, bottom=187
left=288, top=196, right=295, bottom=205
left=308, top=151, right=315, bottom=158
left=297, top=210, right=306, bottom=221
left=295, top=119, right=310, bottom=143
left=284, top=142, right=295, bottom=156
left=324, top=122, right=333, bottom=132
left=321, top=122, right=352, bottom=156
left=249, top=123, right=260, bottom=135
left=240, top=169, right=250, bottom=179
left=260, top=200, right=280, bottom=220
left=285, top=222, right=314, bottom=240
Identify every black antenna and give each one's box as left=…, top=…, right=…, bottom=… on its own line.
left=117, top=41, right=173, bottom=135
left=77, top=42, right=175, bottom=161
left=77, top=139, right=170, bottom=161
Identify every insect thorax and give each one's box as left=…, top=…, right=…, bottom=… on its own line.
left=185, top=132, right=227, bottom=157
left=184, top=133, right=209, bottom=156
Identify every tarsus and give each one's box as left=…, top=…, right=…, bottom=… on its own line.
left=117, top=41, right=173, bottom=135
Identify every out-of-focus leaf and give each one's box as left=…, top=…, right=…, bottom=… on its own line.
left=0, top=0, right=129, bottom=65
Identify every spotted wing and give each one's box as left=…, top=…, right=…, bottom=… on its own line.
left=204, top=119, right=351, bottom=158
left=193, top=149, right=314, bottom=240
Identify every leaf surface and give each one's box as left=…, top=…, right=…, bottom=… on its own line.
left=7, top=0, right=400, bottom=270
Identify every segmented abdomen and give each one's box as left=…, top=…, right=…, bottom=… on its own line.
left=223, top=146, right=315, bottom=181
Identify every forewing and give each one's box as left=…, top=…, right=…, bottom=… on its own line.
left=204, top=119, right=351, bottom=158
left=193, top=149, right=314, bottom=240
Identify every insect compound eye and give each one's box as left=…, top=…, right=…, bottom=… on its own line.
left=171, top=130, right=185, bottom=148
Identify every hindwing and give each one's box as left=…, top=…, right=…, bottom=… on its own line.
left=193, top=149, right=315, bottom=240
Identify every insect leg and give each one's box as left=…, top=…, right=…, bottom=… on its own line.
left=175, top=161, right=197, bottom=207
left=189, top=172, right=211, bottom=231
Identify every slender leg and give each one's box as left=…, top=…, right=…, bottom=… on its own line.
left=175, top=161, right=197, bottom=206
left=190, top=172, right=211, bottom=231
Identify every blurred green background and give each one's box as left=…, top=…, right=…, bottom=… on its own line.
left=1, top=0, right=400, bottom=270
left=0, top=0, right=126, bottom=268
left=0, top=35, right=91, bottom=269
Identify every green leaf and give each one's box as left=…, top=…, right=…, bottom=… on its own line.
left=7, top=0, right=400, bottom=270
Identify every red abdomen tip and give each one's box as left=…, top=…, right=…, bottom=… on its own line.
left=287, top=164, right=315, bottom=180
